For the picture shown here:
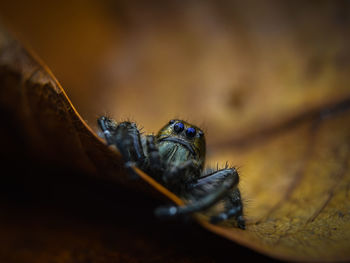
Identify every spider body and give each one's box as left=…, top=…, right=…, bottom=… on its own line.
left=98, top=117, right=245, bottom=229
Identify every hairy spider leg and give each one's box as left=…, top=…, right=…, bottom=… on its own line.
left=195, top=167, right=245, bottom=229
left=162, top=160, right=201, bottom=191
left=145, top=135, right=163, bottom=175
left=154, top=168, right=239, bottom=218
left=114, top=122, right=146, bottom=168
left=97, top=116, right=117, bottom=145
left=98, top=117, right=146, bottom=167
left=210, top=189, right=245, bottom=229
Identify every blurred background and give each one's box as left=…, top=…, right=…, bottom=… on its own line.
left=1, top=0, right=349, bottom=154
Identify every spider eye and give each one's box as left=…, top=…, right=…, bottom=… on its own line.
left=169, top=119, right=175, bottom=124
left=174, top=122, right=184, bottom=133
left=186, top=127, right=196, bottom=138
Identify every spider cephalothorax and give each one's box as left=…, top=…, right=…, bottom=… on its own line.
left=98, top=117, right=245, bottom=229
left=156, top=119, right=205, bottom=166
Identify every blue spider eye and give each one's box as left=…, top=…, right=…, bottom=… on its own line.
left=186, top=127, right=196, bottom=138
left=174, top=122, right=184, bottom=133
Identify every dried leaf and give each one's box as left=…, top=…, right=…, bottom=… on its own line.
left=0, top=24, right=270, bottom=263
left=0, top=23, right=131, bottom=186
left=133, top=100, right=350, bottom=261
left=204, top=102, right=350, bottom=261
left=1, top=4, right=350, bottom=262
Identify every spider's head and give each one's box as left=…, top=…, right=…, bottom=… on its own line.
left=156, top=119, right=206, bottom=166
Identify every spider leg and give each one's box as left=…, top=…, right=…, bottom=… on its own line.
left=210, top=188, right=245, bottom=229
left=155, top=168, right=239, bottom=219
left=97, top=116, right=118, bottom=145
left=144, top=135, right=163, bottom=176
left=98, top=117, right=146, bottom=168
left=162, top=160, right=200, bottom=191
left=196, top=167, right=245, bottom=228
left=114, top=122, right=146, bottom=168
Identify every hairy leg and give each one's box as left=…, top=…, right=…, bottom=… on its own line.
left=210, top=188, right=245, bottom=229
left=97, top=116, right=118, bottom=145
left=155, top=168, right=239, bottom=219
left=98, top=117, right=146, bottom=168
left=162, top=160, right=200, bottom=192
left=144, top=135, right=163, bottom=178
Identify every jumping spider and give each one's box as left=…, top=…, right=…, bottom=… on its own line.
left=98, top=117, right=245, bottom=229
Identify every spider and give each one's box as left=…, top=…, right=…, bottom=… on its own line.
left=98, top=117, right=245, bottom=229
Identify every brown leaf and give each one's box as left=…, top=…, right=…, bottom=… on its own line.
left=1, top=2, right=350, bottom=262
left=0, top=25, right=269, bottom=263
left=203, top=101, right=350, bottom=261
left=0, top=23, right=133, bottom=188
left=133, top=100, right=350, bottom=261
